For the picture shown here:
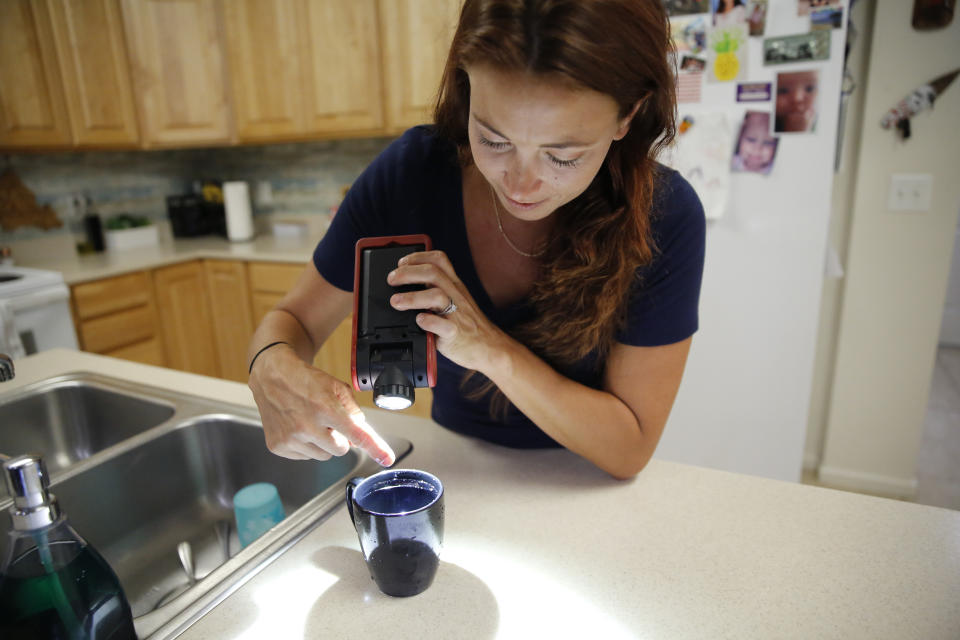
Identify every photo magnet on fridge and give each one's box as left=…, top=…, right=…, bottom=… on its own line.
left=797, top=0, right=842, bottom=16
left=713, top=0, right=748, bottom=27
left=670, top=15, right=708, bottom=55
left=811, top=6, right=844, bottom=29
left=732, top=111, right=779, bottom=175
left=746, top=0, right=768, bottom=36
left=763, top=32, right=830, bottom=65
left=775, top=70, right=820, bottom=133
left=737, top=82, right=772, bottom=102
left=664, top=0, right=711, bottom=16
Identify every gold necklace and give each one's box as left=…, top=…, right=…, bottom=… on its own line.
left=488, top=184, right=546, bottom=258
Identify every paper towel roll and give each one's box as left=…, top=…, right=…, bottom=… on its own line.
left=223, top=181, right=254, bottom=242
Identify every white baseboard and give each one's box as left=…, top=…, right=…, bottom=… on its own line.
left=817, top=465, right=918, bottom=498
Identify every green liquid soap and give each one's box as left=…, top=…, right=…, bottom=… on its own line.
left=1, top=455, right=138, bottom=639
left=0, top=538, right=136, bottom=640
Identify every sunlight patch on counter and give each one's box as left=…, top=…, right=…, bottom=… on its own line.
left=234, top=566, right=339, bottom=639
left=444, top=538, right=643, bottom=639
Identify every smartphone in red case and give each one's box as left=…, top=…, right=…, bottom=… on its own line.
left=351, top=235, right=437, bottom=409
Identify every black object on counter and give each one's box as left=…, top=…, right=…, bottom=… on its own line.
left=166, top=194, right=226, bottom=238
left=346, top=469, right=444, bottom=597
left=83, top=213, right=105, bottom=252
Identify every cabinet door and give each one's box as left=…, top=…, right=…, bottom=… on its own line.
left=314, top=315, right=353, bottom=383
left=120, top=0, right=232, bottom=147
left=0, top=0, right=73, bottom=149
left=247, top=261, right=303, bottom=327
left=222, top=0, right=304, bottom=142
left=204, top=260, right=255, bottom=382
left=300, top=0, right=383, bottom=135
left=378, top=0, right=461, bottom=133
left=46, top=0, right=140, bottom=147
left=154, top=261, right=220, bottom=376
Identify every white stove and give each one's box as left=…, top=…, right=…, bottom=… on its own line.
left=0, top=266, right=79, bottom=356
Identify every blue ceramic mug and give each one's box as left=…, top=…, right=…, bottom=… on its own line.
left=345, top=469, right=444, bottom=597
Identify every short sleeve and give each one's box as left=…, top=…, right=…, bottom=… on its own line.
left=312, top=127, right=439, bottom=291
left=617, top=169, right=706, bottom=346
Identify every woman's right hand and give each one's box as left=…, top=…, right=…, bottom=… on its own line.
left=248, top=343, right=396, bottom=466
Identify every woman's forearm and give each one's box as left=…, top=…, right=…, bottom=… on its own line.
left=481, top=338, right=653, bottom=479
left=247, top=308, right=318, bottom=370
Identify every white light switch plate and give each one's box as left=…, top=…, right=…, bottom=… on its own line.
left=888, top=174, right=933, bottom=212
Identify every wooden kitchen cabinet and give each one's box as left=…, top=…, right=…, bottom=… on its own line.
left=299, top=0, right=384, bottom=136
left=46, top=0, right=140, bottom=147
left=120, top=0, right=233, bottom=148
left=204, top=259, right=255, bottom=382
left=378, top=0, right=462, bottom=133
left=0, top=0, right=73, bottom=149
left=248, top=261, right=304, bottom=326
left=223, top=0, right=384, bottom=142
left=153, top=261, right=220, bottom=376
left=71, top=270, right=166, bottom=366
left=247, top=261, right=358, bottom=397
left=222, top=0, right=304, bottom=141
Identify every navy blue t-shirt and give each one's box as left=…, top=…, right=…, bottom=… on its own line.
left=314, top=126, right=705, bottom=448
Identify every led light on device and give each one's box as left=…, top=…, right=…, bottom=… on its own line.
left=372, top=364, right=414, bottom=411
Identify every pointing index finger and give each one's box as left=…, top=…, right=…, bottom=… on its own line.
left=345, top=410, right=396, bottom=466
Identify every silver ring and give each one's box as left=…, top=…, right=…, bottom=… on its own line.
left=438, top=299, right=457, bottom=316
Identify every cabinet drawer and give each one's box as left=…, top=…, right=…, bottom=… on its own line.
left=248, top=262, right=304, bottom=294
left=80, top=305, right=157, bottom=353
left=105, top=337, right=165, bottom=367
left=72, top=272, right=153, bottom=319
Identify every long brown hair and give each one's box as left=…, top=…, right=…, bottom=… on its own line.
left=434, top=0, right=676, bottom=405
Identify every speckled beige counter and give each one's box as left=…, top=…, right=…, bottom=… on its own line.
left=5, top=350, right=960, bottom=639
left=14, top=233, right=318, bottom=285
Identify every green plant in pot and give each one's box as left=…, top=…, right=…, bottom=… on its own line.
left=104, top=214, right=151, bottom=230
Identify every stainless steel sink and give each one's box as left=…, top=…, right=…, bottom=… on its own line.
left=0, top=375, right=175, bottom=474
left=0, top=372, right=411, bottom=640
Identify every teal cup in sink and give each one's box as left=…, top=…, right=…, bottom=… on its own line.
left=233, top=483, right=285, bottom=547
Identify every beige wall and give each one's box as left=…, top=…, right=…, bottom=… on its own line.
left=812, top=0, right=960, bottom=495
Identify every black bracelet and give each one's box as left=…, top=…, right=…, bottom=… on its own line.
left=248, top=341, right=289, bottom=375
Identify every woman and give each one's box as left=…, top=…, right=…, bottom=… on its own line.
left=714, top=0, right=746, bottom=27
left=247, top=0, right=705, bottom=480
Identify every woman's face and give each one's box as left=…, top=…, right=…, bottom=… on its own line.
left=465, top=64, right=632, bottom=222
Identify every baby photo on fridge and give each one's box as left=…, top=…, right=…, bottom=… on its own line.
left=731, top=111, right=779, bottom=174
left=775, top=69, right=820, bottom=133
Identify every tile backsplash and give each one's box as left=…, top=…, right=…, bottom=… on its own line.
left=1, top=136, right=395, bottom=242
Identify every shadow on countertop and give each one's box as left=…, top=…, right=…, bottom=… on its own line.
left=304, top=545, right=499, bottom=639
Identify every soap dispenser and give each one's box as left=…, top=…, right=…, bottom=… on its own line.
left=0, top=454, right=137, bottom=640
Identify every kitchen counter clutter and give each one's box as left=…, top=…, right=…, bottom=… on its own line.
left=5, top=350, right=959, bottom=639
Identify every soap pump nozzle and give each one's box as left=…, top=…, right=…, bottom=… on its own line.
left=3, top=454, right=60, bottom=531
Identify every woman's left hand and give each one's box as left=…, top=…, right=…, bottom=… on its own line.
left=387, top=250, right=507, bottom=373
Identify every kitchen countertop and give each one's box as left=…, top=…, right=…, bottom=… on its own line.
left=14, top=233, right=319, bottom=285
left=6, top=350, right=960, bottom=639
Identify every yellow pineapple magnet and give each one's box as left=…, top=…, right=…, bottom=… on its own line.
left=709, top=26, right=746, bottom=83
